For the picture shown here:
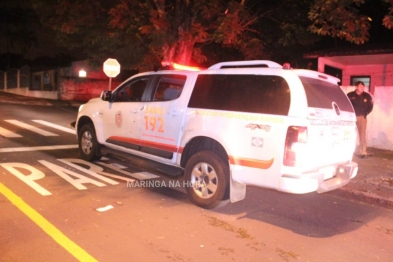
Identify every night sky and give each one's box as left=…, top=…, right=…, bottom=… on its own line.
left=1, top=0, right=393, bottom=63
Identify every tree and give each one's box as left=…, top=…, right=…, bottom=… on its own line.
left=0, top=6, right=40, bottom=56
left=31, top=0, right=393, bottom=70
left=382, top=0, right=393, bottom=29
left=32, top=0, right=266, bottom=70
left=308, top=0, right=393, bottom=45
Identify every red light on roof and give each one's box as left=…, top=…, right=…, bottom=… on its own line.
left=161, top=61, right=202, bottom=71
left=173, top=63, right=201, bottom=71
left=283, top=63, right=291, bottom=69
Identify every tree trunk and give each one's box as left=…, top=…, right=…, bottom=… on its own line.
left=175, top=40, right=194, bottom=64
left=162, top=40, right=195, bottom=65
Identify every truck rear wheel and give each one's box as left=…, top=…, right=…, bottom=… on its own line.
left=184, top=151, right=229, bottom=209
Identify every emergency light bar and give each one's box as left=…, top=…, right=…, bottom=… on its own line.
left=161, top=61, right=202, bottom=71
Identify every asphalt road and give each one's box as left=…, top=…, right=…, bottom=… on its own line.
left=1, top=102, right=393, bottom=261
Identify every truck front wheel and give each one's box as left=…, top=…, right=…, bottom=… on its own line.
left=78, top=124, right=101, bottom=161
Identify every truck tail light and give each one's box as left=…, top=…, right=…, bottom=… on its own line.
left=284, top=126, right=308, bottom=166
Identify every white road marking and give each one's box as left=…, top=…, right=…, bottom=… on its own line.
left=88, top=173, right=136, bottom=183
left=0, top=162, right=52, bottom=196
left=0, top=126, right=22, bottom=137
left=57, top=157, right=136, bottom=184
left=5, top=120, right=58, bottom=136
left=110, top=163, right=128, bottom=169
left=97, top=161, right=159, bottom=180
left=0, top=145, right=78, bottom=153
left=39, top=160, right=106, bottom=190
left=58, top=159, right=119, bottom=185
left=126, top=171, right=160, bottom=180
left=33, top=120, right=76, bottom=134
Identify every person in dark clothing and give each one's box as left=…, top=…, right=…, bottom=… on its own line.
left=347, top=81, right=373, bottom=158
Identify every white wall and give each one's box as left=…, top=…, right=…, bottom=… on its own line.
left=342, top=64, right=393, bottom=94
left=341, top=86, right=393, bottom=150
left=3, top=87, right=58, bottom=100
left=318, top=56, right=393, bottom=94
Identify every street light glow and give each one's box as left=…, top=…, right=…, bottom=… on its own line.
left=79, top=70, right=87, bottom=77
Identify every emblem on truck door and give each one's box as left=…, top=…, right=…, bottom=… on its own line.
left=115, top=111, right=123, bottom=128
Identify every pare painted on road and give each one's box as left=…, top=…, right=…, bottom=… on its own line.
left=0, top=158, right=158, bottom=196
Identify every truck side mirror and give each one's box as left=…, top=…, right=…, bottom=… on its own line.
left=101, top=90, right=112, bottom=101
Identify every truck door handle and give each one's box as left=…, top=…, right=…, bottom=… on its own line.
left=132, top=106, right=144, bottom=113
left=168, top=110, right=180, bottom=116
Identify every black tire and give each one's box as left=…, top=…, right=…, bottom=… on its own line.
left=78, top=124, right=101, bottom=161
left=184, top=150, right=229, bottom=209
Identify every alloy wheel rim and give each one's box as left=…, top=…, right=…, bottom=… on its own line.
left=190, top=162, right=218, bottom=199
left=81, top=131, right=92, bottom=155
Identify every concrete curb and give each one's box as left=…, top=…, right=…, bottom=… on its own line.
left=329, top=188, right=393, bottom=211
left=0, top=94, right=83, bottom=108
left=1, top=99, right=53, bottom=106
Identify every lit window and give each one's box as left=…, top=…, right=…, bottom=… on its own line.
left=350, top=76, right=370, bottom=91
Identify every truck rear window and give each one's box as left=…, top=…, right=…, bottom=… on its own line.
left=300, top=76, right=354, bottom=112
left=188, top=74, right=290, bottom=115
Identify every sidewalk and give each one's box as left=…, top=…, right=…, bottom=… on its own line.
left=328, top=149, right=393, bottom=210
left=0, top=90, right=83, bottom=108
left=1, top=91, right=392, bottom=210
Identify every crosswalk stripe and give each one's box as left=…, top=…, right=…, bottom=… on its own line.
left=0, top=145, right=78, bottom=153
left=0, top=126, right=22, bottom=137
left=5, top=120, right=58, bottom=136
left=32, top=120, right=76, bottom=134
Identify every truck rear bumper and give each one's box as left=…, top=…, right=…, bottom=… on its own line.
left=277, top=162, right=358, bottom=194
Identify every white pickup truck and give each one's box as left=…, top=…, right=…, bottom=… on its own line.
left=76, top=60, right=358, bottom=209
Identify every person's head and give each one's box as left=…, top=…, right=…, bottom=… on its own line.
left=355, top=81, right=365, bottom=94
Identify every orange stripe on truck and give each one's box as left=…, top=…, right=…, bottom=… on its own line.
left=140, top=139, right=178, bottom=152
left=108, top=136, right=179, bottom=152
left=108, top=136, right=273, bottom=169
left=228, top=156, right=274, bottom=169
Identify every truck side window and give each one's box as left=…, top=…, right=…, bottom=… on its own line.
left=188, top=75, right=290, bottom=115
left=113, top=78, right=149, bottom=102
left=152, top=75, right=187, bottom=101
